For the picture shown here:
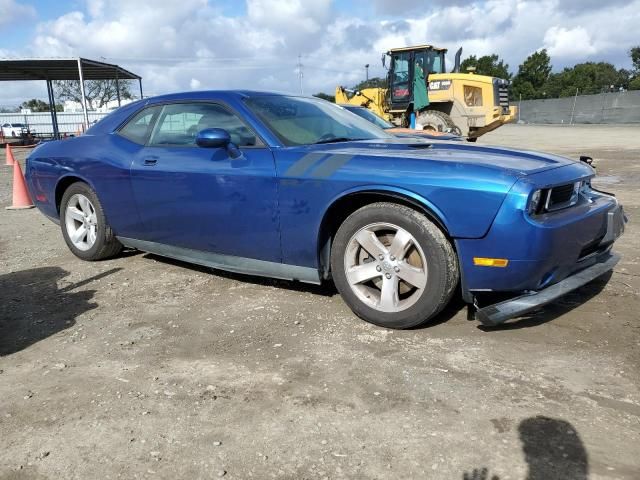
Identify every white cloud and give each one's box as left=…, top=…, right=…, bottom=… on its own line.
left=543, top=26, right=597, bottom=59
left=1, top=0, right=639, bottom=107
left=0, top=0, right=36, bottom=28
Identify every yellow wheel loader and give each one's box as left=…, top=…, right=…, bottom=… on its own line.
left=335, top=45, right=517, bottom=141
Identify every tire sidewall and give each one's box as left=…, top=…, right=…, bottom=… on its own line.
left=331, top=204, right=453, bottom=329
left=416, top=111, right=448, bottom=132
left=60, top=183, right=109, bottom=261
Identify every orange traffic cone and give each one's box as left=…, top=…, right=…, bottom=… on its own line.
left=5, top=160, right=34, bottom=210
left=5, top=143, right=15, bottom=166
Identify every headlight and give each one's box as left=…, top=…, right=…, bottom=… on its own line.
left=527, top=189, right=542, bottom=215
left=464, top=86, right=483, bottom=106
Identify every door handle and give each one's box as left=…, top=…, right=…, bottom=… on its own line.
left=143, top=156, right=158, bottom=166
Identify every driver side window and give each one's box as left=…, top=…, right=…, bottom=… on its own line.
left=149, top=103, right=259, bottom=147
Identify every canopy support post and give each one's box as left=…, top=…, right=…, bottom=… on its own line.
left=77, top=58, right=90, bottom=130
left=46, top=79, right=60, bottom=140
left=138, top=78, right=143, bottom=99
left=115, top=71, right=121, bottom=107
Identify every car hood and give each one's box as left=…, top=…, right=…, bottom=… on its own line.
left=303, top=139, right=578, bottom=176
left=387, top=127, right=451, bottom=137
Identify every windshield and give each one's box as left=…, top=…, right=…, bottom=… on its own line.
left=244, top=95, right=392, bottom=146
left=12, top=123, right=25, bottom=127
left=415, top=50, right=445, bottom=74
left=344, top=107, right=394, bottom=129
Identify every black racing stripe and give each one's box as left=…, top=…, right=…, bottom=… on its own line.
left=284, top=152, right=329, bottom=177
left=308, top=154, right=354, bottom=178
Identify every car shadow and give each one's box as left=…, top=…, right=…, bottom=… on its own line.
left=135, top=253, right=610, bottom=332
left=412, top=293, right=467, bottom=329
left=0, top=266, right=120, bottom=356
left=476, top=271, right=611, bottom=332
left=463, top=416, right=589, bottom=479
left=143, top=253, right=469, bottom=323
left=142, top=253, right=338, bottom=297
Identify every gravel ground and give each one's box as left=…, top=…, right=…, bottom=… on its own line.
left=1, top=124, right=639, bottom=479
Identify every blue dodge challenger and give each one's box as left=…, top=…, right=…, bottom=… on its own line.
left=25, top=91, right=626, bottom=328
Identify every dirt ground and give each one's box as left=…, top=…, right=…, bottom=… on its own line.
left=1, top=124, right=638, bottom=480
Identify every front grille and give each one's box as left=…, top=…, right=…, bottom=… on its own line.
left=498, top=85, right=509, bottom=107
left=545, top=182, right=580, bottom=211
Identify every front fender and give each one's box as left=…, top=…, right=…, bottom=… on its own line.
left=322, top=184, right=453, bottom=234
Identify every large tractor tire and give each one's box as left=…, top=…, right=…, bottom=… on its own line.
left=415, top=110, right=462, bottom=136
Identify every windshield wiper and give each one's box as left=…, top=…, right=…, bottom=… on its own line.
left=312, top=137, right=357, bottom=145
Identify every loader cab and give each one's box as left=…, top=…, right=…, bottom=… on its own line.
left=386, top=45, right=447, bottom=110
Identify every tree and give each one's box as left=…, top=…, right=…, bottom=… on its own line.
left=630, top=46, right=640, bottom=74
left=353, top=77, right=387, bottom=91
left=542, top=62, right=629, bottom=97
left=512, top=49, right=552, bottom=100
left=629, top=46, right=640, bottom=89
left=53, top=79, right=135, bottom=109
left=19, top=98, right=63, bottom=112
left=313, top=92, right=335, bottom=102
left=460, top=54, right=511, bottom=80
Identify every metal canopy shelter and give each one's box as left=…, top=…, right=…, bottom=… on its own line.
left=0, top=57, right=142, bottom=139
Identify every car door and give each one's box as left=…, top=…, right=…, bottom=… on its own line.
left=129, top=101, right=281, bottom=263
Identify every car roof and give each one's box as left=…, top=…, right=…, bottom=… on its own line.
left=144, top=90, right=290, bottom=104
left=85, top=90, right=310, bottom=135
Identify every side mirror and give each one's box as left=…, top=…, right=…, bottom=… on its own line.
left=196, top=128, right=231, bottom=148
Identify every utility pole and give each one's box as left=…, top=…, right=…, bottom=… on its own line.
left=297, top=54, right=304, bottom=95
left=365, top=64, right=369, bottom=81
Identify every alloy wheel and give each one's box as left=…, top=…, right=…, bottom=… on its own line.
left=343, top=222, right=428, bottom=313
left=65, top=193, right=98, bottom=251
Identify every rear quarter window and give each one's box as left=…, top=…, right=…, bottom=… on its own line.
left=118, top=106, right=161, bottom=144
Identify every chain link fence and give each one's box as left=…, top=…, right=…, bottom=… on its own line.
left=0, top=111, right=110, bottom=137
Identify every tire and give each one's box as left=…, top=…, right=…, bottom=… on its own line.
left=331, top=202, right=459, bottom=329
left=60, top=182, right=122, bottom=261
left=415, top=110, right=462, bottom=136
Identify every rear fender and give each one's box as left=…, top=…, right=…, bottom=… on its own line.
left=55, top=173, right=99, bottom=214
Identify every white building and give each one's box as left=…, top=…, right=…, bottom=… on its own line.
left=63, top=98, right=135, bottom=113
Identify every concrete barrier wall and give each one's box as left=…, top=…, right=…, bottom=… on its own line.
left=518, top=91, right=640, bottom=124
left=0, top=112, right=110, bottom=136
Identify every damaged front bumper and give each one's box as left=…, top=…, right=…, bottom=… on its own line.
left=472, top=204, right=626, bottom=326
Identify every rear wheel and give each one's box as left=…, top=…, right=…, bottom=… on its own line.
left=415, top=110, right=461, bottom=136
left=331, top=203, right=459, bottom=329
left=60, top=182, right=122, bottom=261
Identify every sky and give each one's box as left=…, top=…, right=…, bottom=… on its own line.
left=1, top=0, right=639, bottom=107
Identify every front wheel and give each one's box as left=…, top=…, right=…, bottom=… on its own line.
left=331, top=203, right=459, bottom=329
left=415, top=110, right=462, bottom=136
left=60, top=182, right=122, bottom=261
